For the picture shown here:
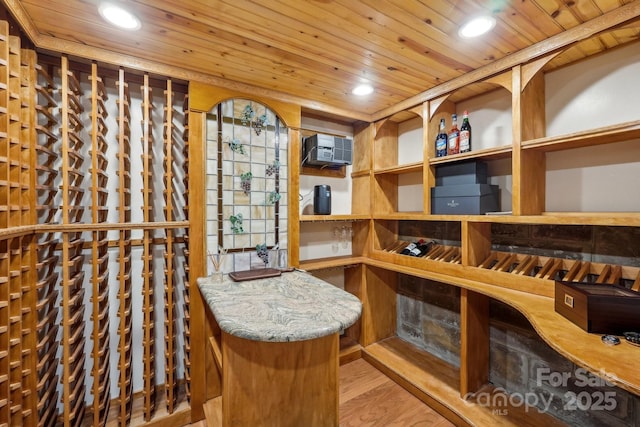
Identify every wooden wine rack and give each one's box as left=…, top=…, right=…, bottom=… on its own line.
left=381, top=239, right=640, bottom=290
left=478, top=250, right=640, bottom=285
left=140, top=73, right=156, bottom=422
left=163, top=80, right=178, bottom=413
left=20, top=47, right=37, bottom=427
left=60, top=56, right=87, bottom=427
left=89, top=62, right=110, bottom=427
left=33, top=53, right=60, bottom=427
left=181, top=93, right=191, bottom=403
left=383, top=241, right=462, bottom=264
left=0, top=18, right=192, bottom=427
left=116, top=68, right=134, bottom=426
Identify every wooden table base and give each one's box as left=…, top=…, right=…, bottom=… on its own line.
left=222, top=331, right=339, bottom=426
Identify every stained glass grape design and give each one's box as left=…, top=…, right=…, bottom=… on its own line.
left=256, top=243, right=269, bottom=265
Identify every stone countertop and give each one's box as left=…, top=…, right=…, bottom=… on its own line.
left=197, top=270, right=362, bottom=342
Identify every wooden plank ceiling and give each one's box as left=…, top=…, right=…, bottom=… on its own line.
left=4, top=0, right=640, bottom=120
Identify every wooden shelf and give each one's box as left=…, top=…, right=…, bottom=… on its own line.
left=429, top=145, right=513, bottom=165
left=350, top=169, right=370, bottom=178
left=379, top=241, right=461, bottom=264
left=300, top=214, right=369, bottom=222
left=522, top=120, right=640, bottom=152
left=301, top=164, right=347, bottom=178
left=372, top=212, right=427, bottom=220
left=373, top=161, right=423, bottom=175
left=370, top=247, right=554, bottom=297
left=364, top=337, right=566, bottom=427
left=299, top=255, right=367, bottom=271
left=372, top=212, right=640, bottom=226
left=358, top=257, right=640, bottom=396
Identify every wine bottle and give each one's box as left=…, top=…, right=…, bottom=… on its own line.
left=407, top=239, right=426, bottom=257
left=435, top=118, right=448, bottom=158
left=401, top=239, right=425, bottom=256
left=448, top=113, right=460, bottom=155
left=415, top=239, right=436, bottom=257
left=400, top=241, right=419, bottom=256
left=459, top=110, right=471, bottom=153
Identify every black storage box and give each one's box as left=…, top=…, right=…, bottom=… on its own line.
left=554, top=281, right=640, bottom=334
left=431, top=183, right=499, bottom=215
left=435, top=160, right=488, bottom=186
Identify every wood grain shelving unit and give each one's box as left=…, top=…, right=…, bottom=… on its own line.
left=325, top=32, right=640, bottom=427
left=356, top=256, right=640, bottom=395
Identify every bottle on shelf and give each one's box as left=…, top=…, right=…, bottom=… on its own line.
left=448, top=113, right=460, bottom=155
left=459, top=110, right=471, bottom=153
left=400, top=239, right=436, bottom=257
left=435, top=118, right=448, bottom=158
left=416, top=239, right=437, bottom=257
left=400, top=240, right=422, bottom=256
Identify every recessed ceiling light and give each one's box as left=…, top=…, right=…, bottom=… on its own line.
left=352, top=84, right=374, bottom=96
left=458, top=15, right=495, bottom=38
left=99, top=2, right=141, bottom=30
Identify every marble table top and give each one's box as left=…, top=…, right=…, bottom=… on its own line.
left=197, top=270, right=362, bottom=342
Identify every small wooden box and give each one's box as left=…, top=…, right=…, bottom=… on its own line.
left=554, top=281, right=640, bottom=334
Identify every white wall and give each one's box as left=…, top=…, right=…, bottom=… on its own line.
left=545, top=41, right=640, bottom=212
left=299, top=116, right=355, bottom=260
left=395, top=41, right=640, bottom=214
left=397, top=117, right=424, bottom=164
left=456, top=88, right=513, bottom=150
left=456, top=88, right=513, bottom=211
left=397, top=117, right=425, bottom=212
left=299, top=41, right=640, bottom=258
left=299, top=116, right=354, bottom=216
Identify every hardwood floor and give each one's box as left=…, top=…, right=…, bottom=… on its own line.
left=339, top=359, right=454, bottom=427
left=191, top=358, right=454, bottom=426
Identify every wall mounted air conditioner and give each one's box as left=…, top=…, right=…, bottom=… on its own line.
left=303, top=134, right=353, bottom=167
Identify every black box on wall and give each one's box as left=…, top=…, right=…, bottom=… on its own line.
left=430, top=160, right=499, bottom=215
left=435, top=160, right=488, bottom=186
left=431, top=183, right=499, bottom=215
left=313, top=184, right=331, bottom=215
